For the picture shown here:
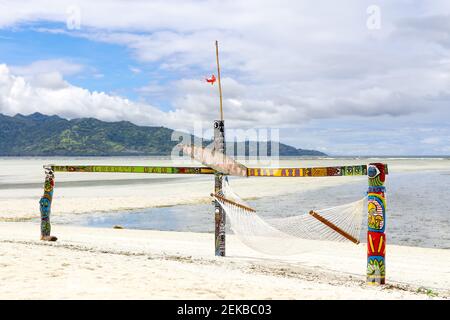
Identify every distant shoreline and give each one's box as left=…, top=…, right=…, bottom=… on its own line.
left=0, top=112, right=326, bottom=157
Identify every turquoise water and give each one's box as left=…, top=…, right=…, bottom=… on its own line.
left=56, top=170, right=450, bottom=249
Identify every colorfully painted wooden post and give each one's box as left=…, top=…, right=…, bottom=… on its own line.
left=367, top=163, right=387, bottom=285
left=214, top=119, right=226, bottom=256
left=39, top=167, right=57, bottom=241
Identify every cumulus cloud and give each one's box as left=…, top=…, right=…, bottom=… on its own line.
left=9, top=59, right=85, bottom=89
left=0, top=64, right=169, bottom=126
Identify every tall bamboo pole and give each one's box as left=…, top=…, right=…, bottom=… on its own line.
left=216, top=40, right=224, bottom=121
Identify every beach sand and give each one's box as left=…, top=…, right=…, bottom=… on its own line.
left=0, top=157, right=449, bottom=299
left=0, top=222, right=449, bottom=299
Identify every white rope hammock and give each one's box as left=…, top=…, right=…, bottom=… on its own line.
left=213, top=178, right=365, bottom=256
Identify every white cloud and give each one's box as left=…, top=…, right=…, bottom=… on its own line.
left=0, top=64, right=169, bottom=126
left=28, top=72, right=69, bottom=89
left=9, top=59, right=85, bottom=89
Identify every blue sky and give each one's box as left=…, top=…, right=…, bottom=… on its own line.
left=0, top=23, right=181, bottom=109
left=0, top=0, right=449, bottom=155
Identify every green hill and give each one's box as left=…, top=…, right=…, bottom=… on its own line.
left=0, top=113, right=327, bottom=157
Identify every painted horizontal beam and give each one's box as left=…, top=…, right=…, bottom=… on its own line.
left=246, top=164, right=389, bottom=177
left=49, top=165, right=215, bottom=175
left=48, top=164, right=388, bottom=177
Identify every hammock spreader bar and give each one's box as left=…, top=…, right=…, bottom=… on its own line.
left=211, top=193, right=256, bottom=213
left=309, top=210, right=360, bottom=244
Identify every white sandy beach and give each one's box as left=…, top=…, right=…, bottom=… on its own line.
left=0, top=223, right=449, bottom=299
left=0, top=157, right=449, bottom=299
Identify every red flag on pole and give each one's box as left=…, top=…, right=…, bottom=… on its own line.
left=206, top=74, right=216, bottom=85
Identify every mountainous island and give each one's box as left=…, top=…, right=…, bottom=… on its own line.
left=0, top=113, right=327, bottom=157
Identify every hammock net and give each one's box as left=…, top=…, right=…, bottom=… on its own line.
left=214, top=178, right=365, bottom=256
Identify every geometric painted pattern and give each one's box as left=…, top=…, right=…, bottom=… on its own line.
left=39, top=169, right=55, bottom=237
left=367, top=163, right=387, bottom=285
left=51, top=164, right=389, bottom=177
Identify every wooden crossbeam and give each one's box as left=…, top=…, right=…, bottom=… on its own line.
left=50, top=165, right=215, bottom=174
left=180, top=144, right=248, bottom=177
left=47, top=164, right=388, bottom=177
left=247, top=164, right=389, bottom=177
